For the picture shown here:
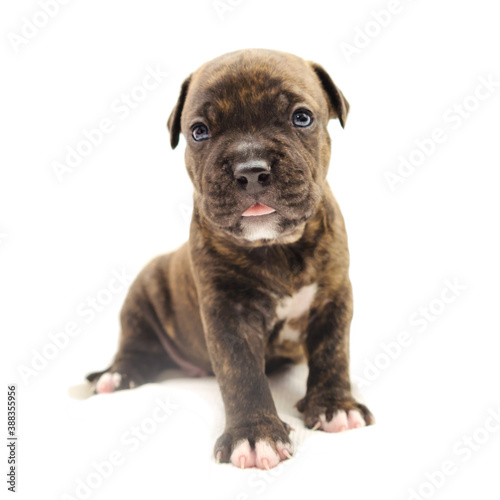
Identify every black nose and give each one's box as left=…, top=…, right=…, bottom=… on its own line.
left=233, top=160, right=271, bottom=194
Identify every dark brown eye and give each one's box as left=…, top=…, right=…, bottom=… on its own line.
left=292, top=110, right=313, bottom=127
left=192, top=123, right=210, bottom=141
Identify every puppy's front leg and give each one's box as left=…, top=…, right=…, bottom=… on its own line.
left=297, top=282, right=375, bottom=432
left=200, top=297, right=293, bottom=469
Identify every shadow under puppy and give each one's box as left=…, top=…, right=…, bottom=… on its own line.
left=87, top=48, right=374, bottom=470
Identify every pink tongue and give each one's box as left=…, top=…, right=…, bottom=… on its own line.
left=242, top=203, right=276, bottom=217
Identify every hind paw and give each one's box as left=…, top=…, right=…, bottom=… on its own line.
left=93, top=372, right=136, bottom=394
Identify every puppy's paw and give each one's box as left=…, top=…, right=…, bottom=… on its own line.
left=214, top=418, right=293, bottom=469
left=89, top=371, right=136, bottom=394
left=296, top=395, right=374, bottom=432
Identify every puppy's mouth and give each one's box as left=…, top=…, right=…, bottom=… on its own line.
left=241, top=203, right=276, bottom=217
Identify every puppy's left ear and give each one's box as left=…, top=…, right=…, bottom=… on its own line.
left=309, top=62, right=350, bottom=128
left=167, top=75, right=192, bottom=149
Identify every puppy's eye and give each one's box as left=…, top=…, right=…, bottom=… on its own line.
left=192, top=123, right=210, bottom=141
left=292, top=110, right=313, bottom=127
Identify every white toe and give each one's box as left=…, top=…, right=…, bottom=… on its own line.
left=95, top=373, right=115, bottom=394
left=347, top=410, right=366, bottom=429
left=320, top=410, right=349, bottom=432
left=275, top=441, right=293, bottom=460
left=254, top=440, right=280, bottom=470
left=230, top=440, right=255, bottom=468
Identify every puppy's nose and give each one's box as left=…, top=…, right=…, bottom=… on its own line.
left=233, top=160, right=271, bottom=194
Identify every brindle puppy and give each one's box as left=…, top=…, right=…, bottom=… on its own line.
left=87, top=49, right=374, bottom=470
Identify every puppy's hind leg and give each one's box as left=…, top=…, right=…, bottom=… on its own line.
left=87, top=258, right=179, bottom=394
left=87, top=308, right=177, bottom=394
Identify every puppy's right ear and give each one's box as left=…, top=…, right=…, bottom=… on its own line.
left=167, top=75, right=192, bottom=149
left=309, top=62, right=349, bottom=128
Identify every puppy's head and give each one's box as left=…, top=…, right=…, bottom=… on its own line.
left=167, top=49, right=349, bottom=244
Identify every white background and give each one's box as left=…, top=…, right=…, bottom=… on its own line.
left=1, top=0, right=500, bottom=499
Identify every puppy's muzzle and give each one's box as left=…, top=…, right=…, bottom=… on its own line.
left=233, top=160, right=271, bottom=195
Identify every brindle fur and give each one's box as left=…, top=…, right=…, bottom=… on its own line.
left=87, top=49, right=373, bottom=463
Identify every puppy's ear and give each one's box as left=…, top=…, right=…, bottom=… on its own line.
left=167, top=75, right=192, bottom=149
left=309, top=62, right=350, bottom=128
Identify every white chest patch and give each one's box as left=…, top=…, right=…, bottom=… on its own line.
left=275, top=284, right=318, bottom=342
